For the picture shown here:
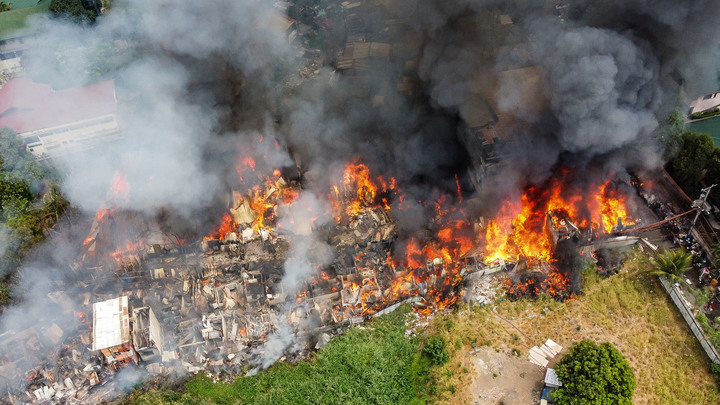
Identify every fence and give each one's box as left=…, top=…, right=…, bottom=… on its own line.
left=659, top=278, right=720, bottom=365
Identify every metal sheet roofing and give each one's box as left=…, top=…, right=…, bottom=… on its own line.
left=92, top=296, right=130, bottom=351
left=0, top=78, right=117, bottom=134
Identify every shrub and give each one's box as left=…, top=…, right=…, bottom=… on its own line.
left=424, top=336, right=450, bottom=365
left=697, top=314, right=708, bottom=325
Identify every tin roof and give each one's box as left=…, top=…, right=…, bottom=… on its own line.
left=92, top=296, right=130, bottom=351
left=0, top=78, right=117, bottom=134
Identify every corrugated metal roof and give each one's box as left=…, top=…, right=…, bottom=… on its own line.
left=92, top=296, right=130, bottom=351
left=545, top=367, right=563, bottom=387
left=0, top=78, right=117, bottom=134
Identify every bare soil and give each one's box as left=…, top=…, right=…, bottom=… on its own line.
left=460, top=346, right=545, bottom=405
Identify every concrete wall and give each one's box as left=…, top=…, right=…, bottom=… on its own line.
left=659, top=278, right=720, bottom=365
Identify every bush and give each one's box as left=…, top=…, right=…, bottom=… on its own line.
left=698, top=314, right=709, bottom=325
left=424, top=336, right=450, bottom=365
left=711, top=363, right=720, bottom=387
left=553, top=340, right=635, bottom=405
left=691, top=109, right=720, bottom=120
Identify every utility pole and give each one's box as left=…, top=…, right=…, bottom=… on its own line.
left=689, top=184, right=716, bottom=233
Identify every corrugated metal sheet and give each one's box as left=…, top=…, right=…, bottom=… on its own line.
left=92, top=296, right=130, bottom=351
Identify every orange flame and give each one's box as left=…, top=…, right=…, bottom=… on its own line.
left=109, top=171, right=130, bottom=203
left=110, top=240, right=143, bottom=264
left=330, top=163, right=396, bottom=221
left=205, top=212, right=237, bottom=240
left=482, top=172, right=637, bottom=265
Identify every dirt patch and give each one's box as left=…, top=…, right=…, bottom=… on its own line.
left=459, top=346, right=545, bottom=405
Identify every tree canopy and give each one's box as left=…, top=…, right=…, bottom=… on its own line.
left=553, top=340, right=636, bottom=405
left=49, top=0, right=97, bottom=23
left=668, top=130, right=720, bottom=197
left=0, top=129, right=68, bottom=303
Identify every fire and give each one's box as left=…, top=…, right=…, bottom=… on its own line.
left=205, top=212, right=236, bottom=240
left=344, top=163, right=377, bottom=217
left=482, top=172, right=638, bottom=265
left=331, top=162, right=395, bottom=220
left=404, top=238, right=425, bottom=269
left=590, top=180, right=636, bottom=233
left=504, top=267, right=572, bottom=301
left=110, top=240, right=143, bottom=264
left=236, top=155, right=256, bottom=183
left=95, top=208, right=115, bottom=223
left=249, top=188, right=274, bottom=233
left=109, top=170, right=130, bottom=203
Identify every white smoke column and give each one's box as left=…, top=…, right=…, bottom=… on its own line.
left=277, top=191, right=333, bottom=293
left=243, top=191, right=333, bottom=373
left=246, top=316, right=303, bottom=376
left=21, top=0, right=294, bottom=217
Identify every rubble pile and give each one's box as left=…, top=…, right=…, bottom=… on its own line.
left=0, top=183, right=504, bottom=404
left=0, top=160, right=649, bottom=404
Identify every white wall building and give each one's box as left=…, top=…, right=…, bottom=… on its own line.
left=0, top=78, right=121, bottom=160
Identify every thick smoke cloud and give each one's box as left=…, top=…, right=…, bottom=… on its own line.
left=525, top=20, right=661, bottom=154
left=380, top=0, right=720, bottom=200
left=22, top=0, right=294, bottom=218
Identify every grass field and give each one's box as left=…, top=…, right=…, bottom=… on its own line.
left=432, top=253, right=720, bottom=404
left=0, top=0, right=50, bottom=39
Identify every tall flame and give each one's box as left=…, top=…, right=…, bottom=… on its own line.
left=205, top=212, right=237, bottom=240
left=483, top=173, right=637, bottom=264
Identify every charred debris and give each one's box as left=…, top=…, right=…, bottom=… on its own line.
left=0, top=163, right=655, bottom=404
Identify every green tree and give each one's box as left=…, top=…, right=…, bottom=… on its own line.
left=648, top=248, right=693, bottom=287
left=670, top=131, right=716, bottom=195
left=49, top=0, right=97, bottom=23
left=553, top=340, right=636, bottom=405
left=656, top=110, right=685, bottom=160
left=0, top=1, right=12, bottom=12
left=0, top=129, right=68, bottom=299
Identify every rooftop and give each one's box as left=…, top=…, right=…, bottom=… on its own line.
left=92, top=296, right=131, bottom=351
left=690, top=91, right=720, bottom=115
left=0, top=78, right=117, bottom=134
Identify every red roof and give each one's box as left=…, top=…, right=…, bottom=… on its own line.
left=0, top=78, right=117, bottom=134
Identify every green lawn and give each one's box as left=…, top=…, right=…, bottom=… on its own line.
left=0, top=0, right=50, bottom=40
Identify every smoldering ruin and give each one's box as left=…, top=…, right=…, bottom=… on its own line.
left=0, top=0, right=719, bottom=403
